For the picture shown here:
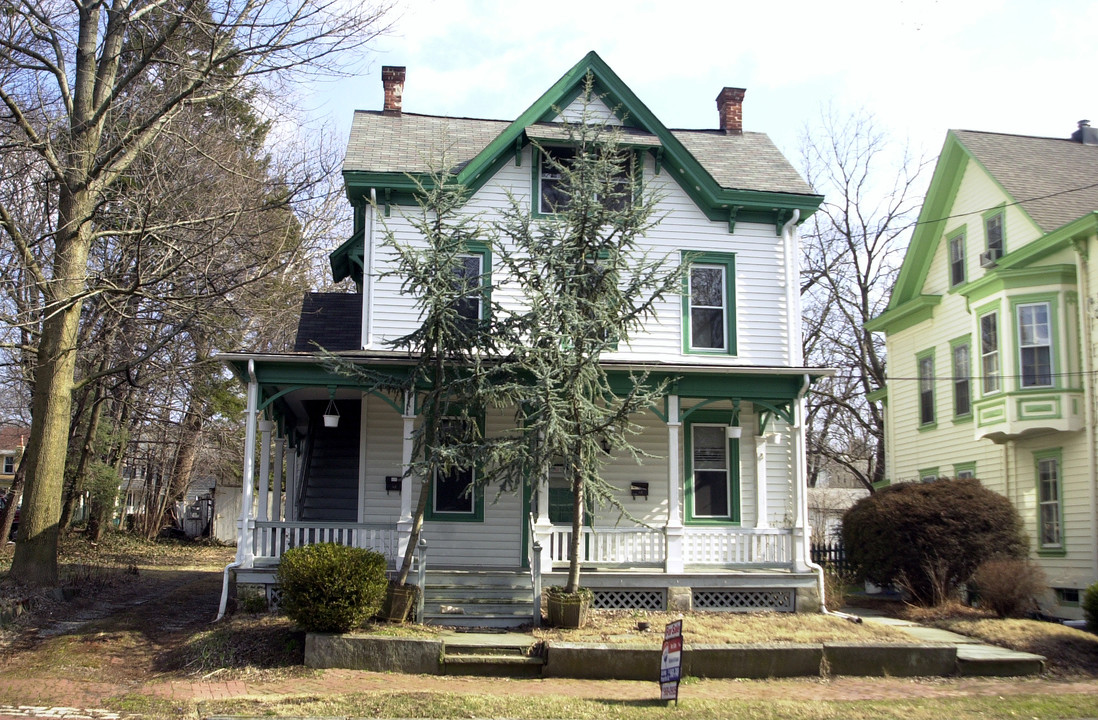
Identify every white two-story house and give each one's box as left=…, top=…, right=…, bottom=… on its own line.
left=220, top=52, right=827, bottom=624
left=867, top=124, right=1098, bottom=619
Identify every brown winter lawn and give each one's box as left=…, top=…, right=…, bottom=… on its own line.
left=1, top=533, right=1098, bottom=719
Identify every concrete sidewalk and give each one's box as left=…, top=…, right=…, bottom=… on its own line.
left=856, top=611, right=1046, bottom=676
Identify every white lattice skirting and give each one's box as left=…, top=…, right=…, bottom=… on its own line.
left=693, top=588, right=795, bottom=612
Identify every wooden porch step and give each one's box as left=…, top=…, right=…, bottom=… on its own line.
left=422, top=569, right=535, bottom=628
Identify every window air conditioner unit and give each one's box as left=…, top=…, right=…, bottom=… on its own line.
left=979, top=248, right=1002, bottom=268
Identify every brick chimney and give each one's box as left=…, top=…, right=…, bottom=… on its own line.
left=716, top=87, right=746, bottom=135
left=382, top=66, right=406, bottom=116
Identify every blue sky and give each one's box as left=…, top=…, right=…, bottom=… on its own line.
left=301, top=0, right=1098, bottom=165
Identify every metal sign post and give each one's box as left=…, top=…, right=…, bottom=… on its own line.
left=660, top=619, right=683, bottom=703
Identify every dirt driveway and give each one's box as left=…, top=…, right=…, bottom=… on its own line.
left=2, top=543, right=1098, bottom=715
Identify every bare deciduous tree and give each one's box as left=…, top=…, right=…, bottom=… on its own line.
left=799, top=110, right=930, bottom=493
left=0, top=0, right=392, bottom=584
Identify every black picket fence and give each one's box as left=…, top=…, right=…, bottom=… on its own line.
left=811, top=539, right=847, bottom=577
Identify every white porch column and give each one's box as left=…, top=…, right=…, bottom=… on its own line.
left=273, top=436, right=285, bottom=521
left=665, top=395, right=684, bottom=574
left=257, top=420, right=274, bottom=522
left=534, top=460, right=553, bottom=575
left=754, top=434, right=770, bottom=529
left=237, top=362, right=259, bottom=566
left=792, top=381, right=812, bottom=573
left=284, top=444, right=298, bottom=522
left=397, top=391, right=415, bottom=561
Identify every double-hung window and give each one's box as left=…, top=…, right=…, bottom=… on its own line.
left=949, top=233, right=966, bottom=287
left=452, top=253, right=483, bottom=324
left=951, top=341, right=971, bottom=418
left=985, top=212, right=1004, bottom=257
left=2, top=456, right=12, bottom=474
left=427, top=417, right=483, bottom=521
left=682, top=252, right=736, bottom=355
left=980, top=312, right=1001, bottom=394
left=1036, top=451, right=1062, bottom=549
left=1017, top=302, right=1052, bottom=388
left=917, top=351, right=935, bottom=426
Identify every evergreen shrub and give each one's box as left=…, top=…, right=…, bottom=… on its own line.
left=1083, top=582, right=1098, bottom=632
left=276, top=542, right=388, bottom=633
left=841, top=478, right=1028, bottom=606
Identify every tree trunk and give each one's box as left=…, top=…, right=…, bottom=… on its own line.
left=565, top=459, right=585, bottom=594
left=0, top=456, right=27, bottom=547
left=9, top=198, right=93, bottom=584
left=59, top=384, right=106, bottom=531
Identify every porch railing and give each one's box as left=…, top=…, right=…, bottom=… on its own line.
left=253, top=520, right=398, bottom=564
left=545, top=525, right=794, bottom=569
left=547, top=526, right=665, bottom=567
left=682, top=527, right=792, bottom=567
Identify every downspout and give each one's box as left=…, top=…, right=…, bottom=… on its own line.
left=797, top=371, right=857, bottom=621
left=363, top=188, right=378, bottom=349
left=1074, top=239, right=1098, bottom=579
left=217, top=359, right=259, bottom=621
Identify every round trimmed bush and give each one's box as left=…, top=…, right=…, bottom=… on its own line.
left=276, top=542, right=388, bottom=633
left=841, top=478, right=1028, bottom=606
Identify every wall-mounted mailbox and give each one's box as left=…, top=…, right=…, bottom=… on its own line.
left=385, top=476, right=402, bottom=494
left=630, top=482, right=649, bottom=500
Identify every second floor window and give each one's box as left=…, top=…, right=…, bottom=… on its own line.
left=918, top=354, right=935, bottom=425
left=689, top=265, right=727, bottom=351
left=538, top=147, right=633, bottom=214
left=2, top=457, right=12, bottom=474
left=981, top=312, right=1000, bottom=394
left=952, top=343, right=971, bottom=417
left=1018, top=302, right=1052, bottom=387
left=949, top=234, right=966, bottom=286
left=452, top=254, right=484, bottom=323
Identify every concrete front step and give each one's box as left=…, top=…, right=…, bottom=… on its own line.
left=442, top=654, right=544, bottom=677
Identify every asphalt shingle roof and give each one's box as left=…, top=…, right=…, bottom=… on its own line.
left=343, top=112, right=815, bottom=196
left=293, top=293, right=362, bottom=352
left=954, top=129, right=1098, bottom=233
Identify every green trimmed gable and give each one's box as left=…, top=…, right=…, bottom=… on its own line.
left=335, top=52, right=822, bottom=285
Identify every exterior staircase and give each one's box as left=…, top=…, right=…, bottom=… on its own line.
left=421, top=569, right=536, bottom=628
left=300, top=401, right=360, bottom=522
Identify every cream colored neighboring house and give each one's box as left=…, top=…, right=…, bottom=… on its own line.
left=867, top=123, right=1098, bottom=619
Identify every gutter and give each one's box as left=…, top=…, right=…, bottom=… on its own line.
left=1074, top=239, right=1098, bottom=581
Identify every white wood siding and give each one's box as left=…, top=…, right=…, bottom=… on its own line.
left=556, top=96, right=622, bottom=125
left=366, top=148, right=793, bottom=366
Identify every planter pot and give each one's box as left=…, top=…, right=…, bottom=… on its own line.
left=323, top=413, right=340, bottom=428
left=546, top=590, right=592, bottom=628
left=381, top=583, right=418, bottom=623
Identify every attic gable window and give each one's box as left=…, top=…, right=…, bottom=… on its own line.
left=537, top=146, right=634, bottom=214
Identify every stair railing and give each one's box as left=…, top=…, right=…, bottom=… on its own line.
left=294, top=421, right=315, bottom=521
left=528, top=513, right=542, bottom=627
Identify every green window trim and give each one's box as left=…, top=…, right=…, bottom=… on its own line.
left=681, top=251, right=737, bottom=356
left=459, top=239, right=493, bottom=323
left=983, top=206, right=1006, bottom=258
left=916, top=348, right=936, bottom=429
left=950, top=335, right=973, bottom=422
left=1034, top=447, right=1064, bottom=553
left=976, top=301, right=1002, bottom=397
left=683, top=410, right=741, bottom=525
left=531, top=145, right=641, bottom=219
left=424, top=414, right=486, bottom=523
left=952, top=461, right=976, bottom=480
left=918, top=467, right=940, bottom=483
left=1010, top=293, right=1060, bottom=392
left=948, top=230, right=967, bottom=288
